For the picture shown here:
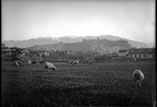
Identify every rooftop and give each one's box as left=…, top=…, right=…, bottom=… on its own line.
left=128, top=48, right=155, bottom=54
left=119, top=50, right=128, bottom=53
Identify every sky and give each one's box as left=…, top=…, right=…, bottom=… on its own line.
left=2, top=0, right=155, bottom=43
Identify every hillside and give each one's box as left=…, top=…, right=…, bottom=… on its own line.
left=99, top=35, right=154, bottom=48
left=27, top=39, right=132, bottom=54
left=2, top=35, right=154, bottom=48
left=2, top=37, right=59, bottom=48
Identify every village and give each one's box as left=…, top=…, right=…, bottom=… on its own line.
left=2, top=43, right=155, bottom=63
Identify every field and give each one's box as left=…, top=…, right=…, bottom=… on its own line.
left=1, top=60, right=156, bottom=107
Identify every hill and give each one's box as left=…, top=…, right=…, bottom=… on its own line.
left=2, top=35, right=154, bottom=48
left=27, top=39, right=132, bottom=54
left=2, top=37, right=59, bottom=48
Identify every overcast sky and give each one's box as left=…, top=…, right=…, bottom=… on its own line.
left=2, top=0, right=155, bottom=43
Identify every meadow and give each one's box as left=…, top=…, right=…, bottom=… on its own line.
left=1, top=60, right=156, bottom=107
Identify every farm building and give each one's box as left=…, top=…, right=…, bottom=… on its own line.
left=2, top=44, right=29, bottom=58
left=29, top=51, right=50, bottom=56
left=118, top=50, right=128, bottom=57
left=128, top=48, right=155, bottom=59
left=9, top=47, right=18, bottom=52
left=1, top=44, right=12, bottom=56
left=10, top=47, right=29, bottom=56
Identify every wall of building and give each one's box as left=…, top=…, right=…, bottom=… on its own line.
left=128, top=54, right=154, bottom=59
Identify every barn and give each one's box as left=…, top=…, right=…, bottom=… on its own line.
left=1, top=44, right=12, bottom=56
left=118, top=50, right=128, bottom=57
left=29, top=51, right=50, bottom=57
left=128, top=48, right=155, bottom=59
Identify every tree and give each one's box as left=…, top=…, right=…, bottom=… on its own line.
left=11, top=48, right=22, bottom=61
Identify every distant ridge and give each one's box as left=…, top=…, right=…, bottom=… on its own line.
left=2, top=35, right=154, bottom=48
left=2, top=37, right=59, bottom=48
left=27, top=39, right=132, bottom=54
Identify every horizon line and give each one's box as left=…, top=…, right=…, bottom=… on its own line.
left=2, top=34, right=155, bottom=43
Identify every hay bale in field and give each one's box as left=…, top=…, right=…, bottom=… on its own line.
left=132, top=69, right=144, bottom=88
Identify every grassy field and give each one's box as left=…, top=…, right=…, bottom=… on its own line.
left=1, top=60, right=156, bottom=107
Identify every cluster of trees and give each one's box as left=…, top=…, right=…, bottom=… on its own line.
left=11, top=48, right=23, bottom=60
left=4, top=45, right=120, bottom=62
left=8, top=47, right=119, bottom=62
left=43, top=50, right=119, bottom=62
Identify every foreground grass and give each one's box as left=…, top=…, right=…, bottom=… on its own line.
left=1, top=60, right=156, bottom=107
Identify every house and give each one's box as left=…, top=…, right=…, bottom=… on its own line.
left=2, top=47, right=12, bottom=56
left=10, top=47, right=18, bottom=51
left=10, top=47, right=28, bottom=56
left=29, top=51, right=50, bottom=56
left=128, top=48, right=155, bottom=59
left=1, top=44, right=12, bottom=56
left=118, top=50, right=128, bottom=57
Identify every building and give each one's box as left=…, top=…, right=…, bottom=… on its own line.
left=128, top=48, right=155, bottom=59
left=29, top=50, right=50, bottom=57
left=10, top=47, right=18, bottom=51
left=2, top=44, right=29, bottom=58
left=118, top=50, right=128, bottom=57
left=1, top=44, right=12, bottom=56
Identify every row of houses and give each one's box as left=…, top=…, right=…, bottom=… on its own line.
left=118, top=48, right=155, bottom=59
left=2, top=44, right=29, bottom=56
left=2, top=43, right=155, bottom=59
left=2, top=44, right=11, bottom=56
left=2, top=44, right=50, bottom=57
left=29, top=51, right=50, bottom=56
